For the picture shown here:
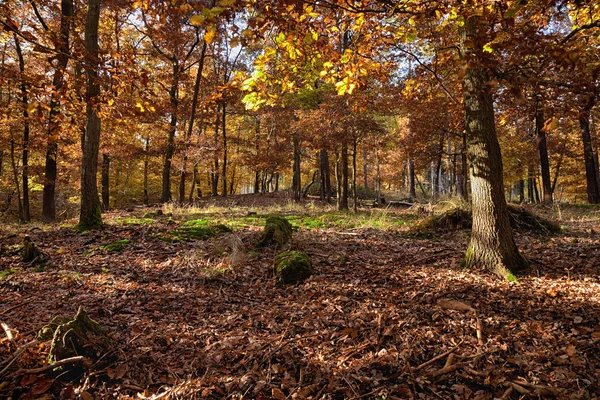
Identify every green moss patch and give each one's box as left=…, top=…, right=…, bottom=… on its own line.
left=100, top=239, right=130, bottom=252
left=116, top=217, right=155, bottom=226
left=159, top=223, right=232, bottom=242
left=258, top=216, right=293, bottom=248
left=274, top=251, right=313, bottom=284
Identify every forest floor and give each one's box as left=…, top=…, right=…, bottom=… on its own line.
left=1, top=194, right=599, bottom=400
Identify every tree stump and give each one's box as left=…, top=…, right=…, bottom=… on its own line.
left=22, top=235, right=41, bottom=263
left=258, top=216, right=293, bottom=248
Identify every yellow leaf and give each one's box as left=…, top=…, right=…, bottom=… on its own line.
left=190, top=15, right=205, bottom=26
left=107, top=99, right=114, bottom=106
left=218, top=0, right=235, bottom=6
left=204, top=25, right=216, bottom=44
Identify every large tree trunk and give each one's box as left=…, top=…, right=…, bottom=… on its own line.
left=579, top=94, right=600, bottom=203
left=291, top=136, right=301, bottom=202
left=14, top=35, right=30, bottom=222
left=535, top=93, right=553, bottom=203
left=161, top=63, right=179, bottom=203
left=460, top=15, right=527, bottom=279
left=338, top=141, right=349, bottom=210
left=101, top=153, right=110, bottom=210
left=78, top=0, right=102, bottom=230
left=43, top=0, right=73, bottom=222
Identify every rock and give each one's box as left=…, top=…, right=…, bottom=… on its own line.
left=258, top=216, right=293, bottom=248
left=37, top=307, right=112, bottom=364
left=274, top=251, right=312, bottom=284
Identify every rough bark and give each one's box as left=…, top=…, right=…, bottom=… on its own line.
left=101, top=153, right=110, bottom=210
left=78, top=0, right=102, bottom=230
left=43, top=0, right=73, bottom=222
left=460, top=15, right=527, bottom=279
left=535, top=94, right=553, bottom=203
left=579, top=95, right=600, bottom=203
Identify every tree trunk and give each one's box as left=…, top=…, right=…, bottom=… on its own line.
left=43, top=0, right=73, bottom=222
left=161, top=62, right=179, bottom=203
left=535, top=93, right=553, bottom=203
left=222, top=104, right=227, bottom=197
left=254, top=171, right=260, bottom=194
left=78, top=0, right=102, bottom=230
left=338, top=141, right=349, bottom=211
left=143, top=137, right=149, bottom=205
left=375, top=144, right=381, bottom=204
left=432, top=134, right=444, bottom=202
left=211, top=105, right=220, bottom=196
left=408, top=158, right=416, bottom=201
left=579, top=94, right=600, bottom=203
left=352, top=137, right=358, bottom=213
left=460, top=15, right=527, bottom=279
left=14, top=35, right=30, bottom=222
left=319, top=149, right=331, bottom=202
left=291, top=136, right=301, bottom=202
left=101, top=153, right=110, bottom=210
left=179, top=40, right=208, bottom=204
left=363, top=147, right=368, bottom=189
left=518, top=178, right=525, bottom=203
left=10, top=131, right=23, bottom=222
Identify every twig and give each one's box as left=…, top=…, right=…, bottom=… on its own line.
left=429, top=362, right=463, bottom=378
left=13, top=356, right=87, bottom=375
left=1, top=321, right=14, bottom=340
left=413, top=340, right=463, bottom=371
left=0, top=297, right=32, bottom=315
left=476, top=315, right=484, bottom=346
left=0, top=340, right=37, bottom=375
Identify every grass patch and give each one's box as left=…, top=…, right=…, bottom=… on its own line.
left=115, top=217, right=155, bottom=226
left=100, top=239, right=130, bottom=252
left=0, top=267, right=20, bottom=278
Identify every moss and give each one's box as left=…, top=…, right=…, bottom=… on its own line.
left=274, top=250, right=313, bottom=284
left=117, top=217, right=155, bottom=225
left=159, top=223, right=232, bottom=242
left=0, top=267, right=19, bottom=278
left=100, top=239, right=129, bottom=252
left=37, top=308, right=112, bottom=364
left=75, top=207, right=103, bottom=232
left=258, top=215, right=293, bottom=248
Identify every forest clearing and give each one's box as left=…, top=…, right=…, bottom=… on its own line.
left=2, top=0, right=600, bottom=398
left=1, top=195, right=600, bottom=399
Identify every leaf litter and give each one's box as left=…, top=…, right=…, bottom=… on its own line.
left=0, top=198, right=599, bottom=399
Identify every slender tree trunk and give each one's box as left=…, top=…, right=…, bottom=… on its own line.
left=101, top=153, right=110, bottom=210
left=43, top=0, right=73, bottom=222
left=274, top=172, right=279, bottom=192
left=211, top=105, right=220, bottom=196
left=352, top=137, right=358, bottom=213
left=460, top=15, right=527, bottom=278
left=375, top=144, right=381, bottom=204
left=408, top=158, right=416, bottom=201
left=14, top=35, right=29, bottom=222
left=579, top=94, right=600, bottom=203
left=10, top=131, right=23, bottom=222
left=78, top=0, right=102, bottom=230
left=143, top=137, right=149, bottom=205
left=363, top=147, right=368, bottom=189
left=161, top=62, right=179, bottom=203
left=518, top=179, right=525, bottom=203
left=535, top=93, right=553, bottom=203
left=319, top=149, right=330, bottom=202
left=222, top=104, right=227, bottom=196
left=254, top=171, right=260, bottom=194
left=291, top=136, right=301, bottom=202
left=339, top=141, right=349, bottom=210
left=179, top=40, right=208, bottom=203
left=432, top=134, right=444, bottom=202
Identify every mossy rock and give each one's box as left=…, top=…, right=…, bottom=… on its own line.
left=37, top=308, right=112, bottom=364
left=274, top=251, right=312, bottom=284
left=258, top=216, right=293, bottom=248
left=100, top=239, right=129, bottom=252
